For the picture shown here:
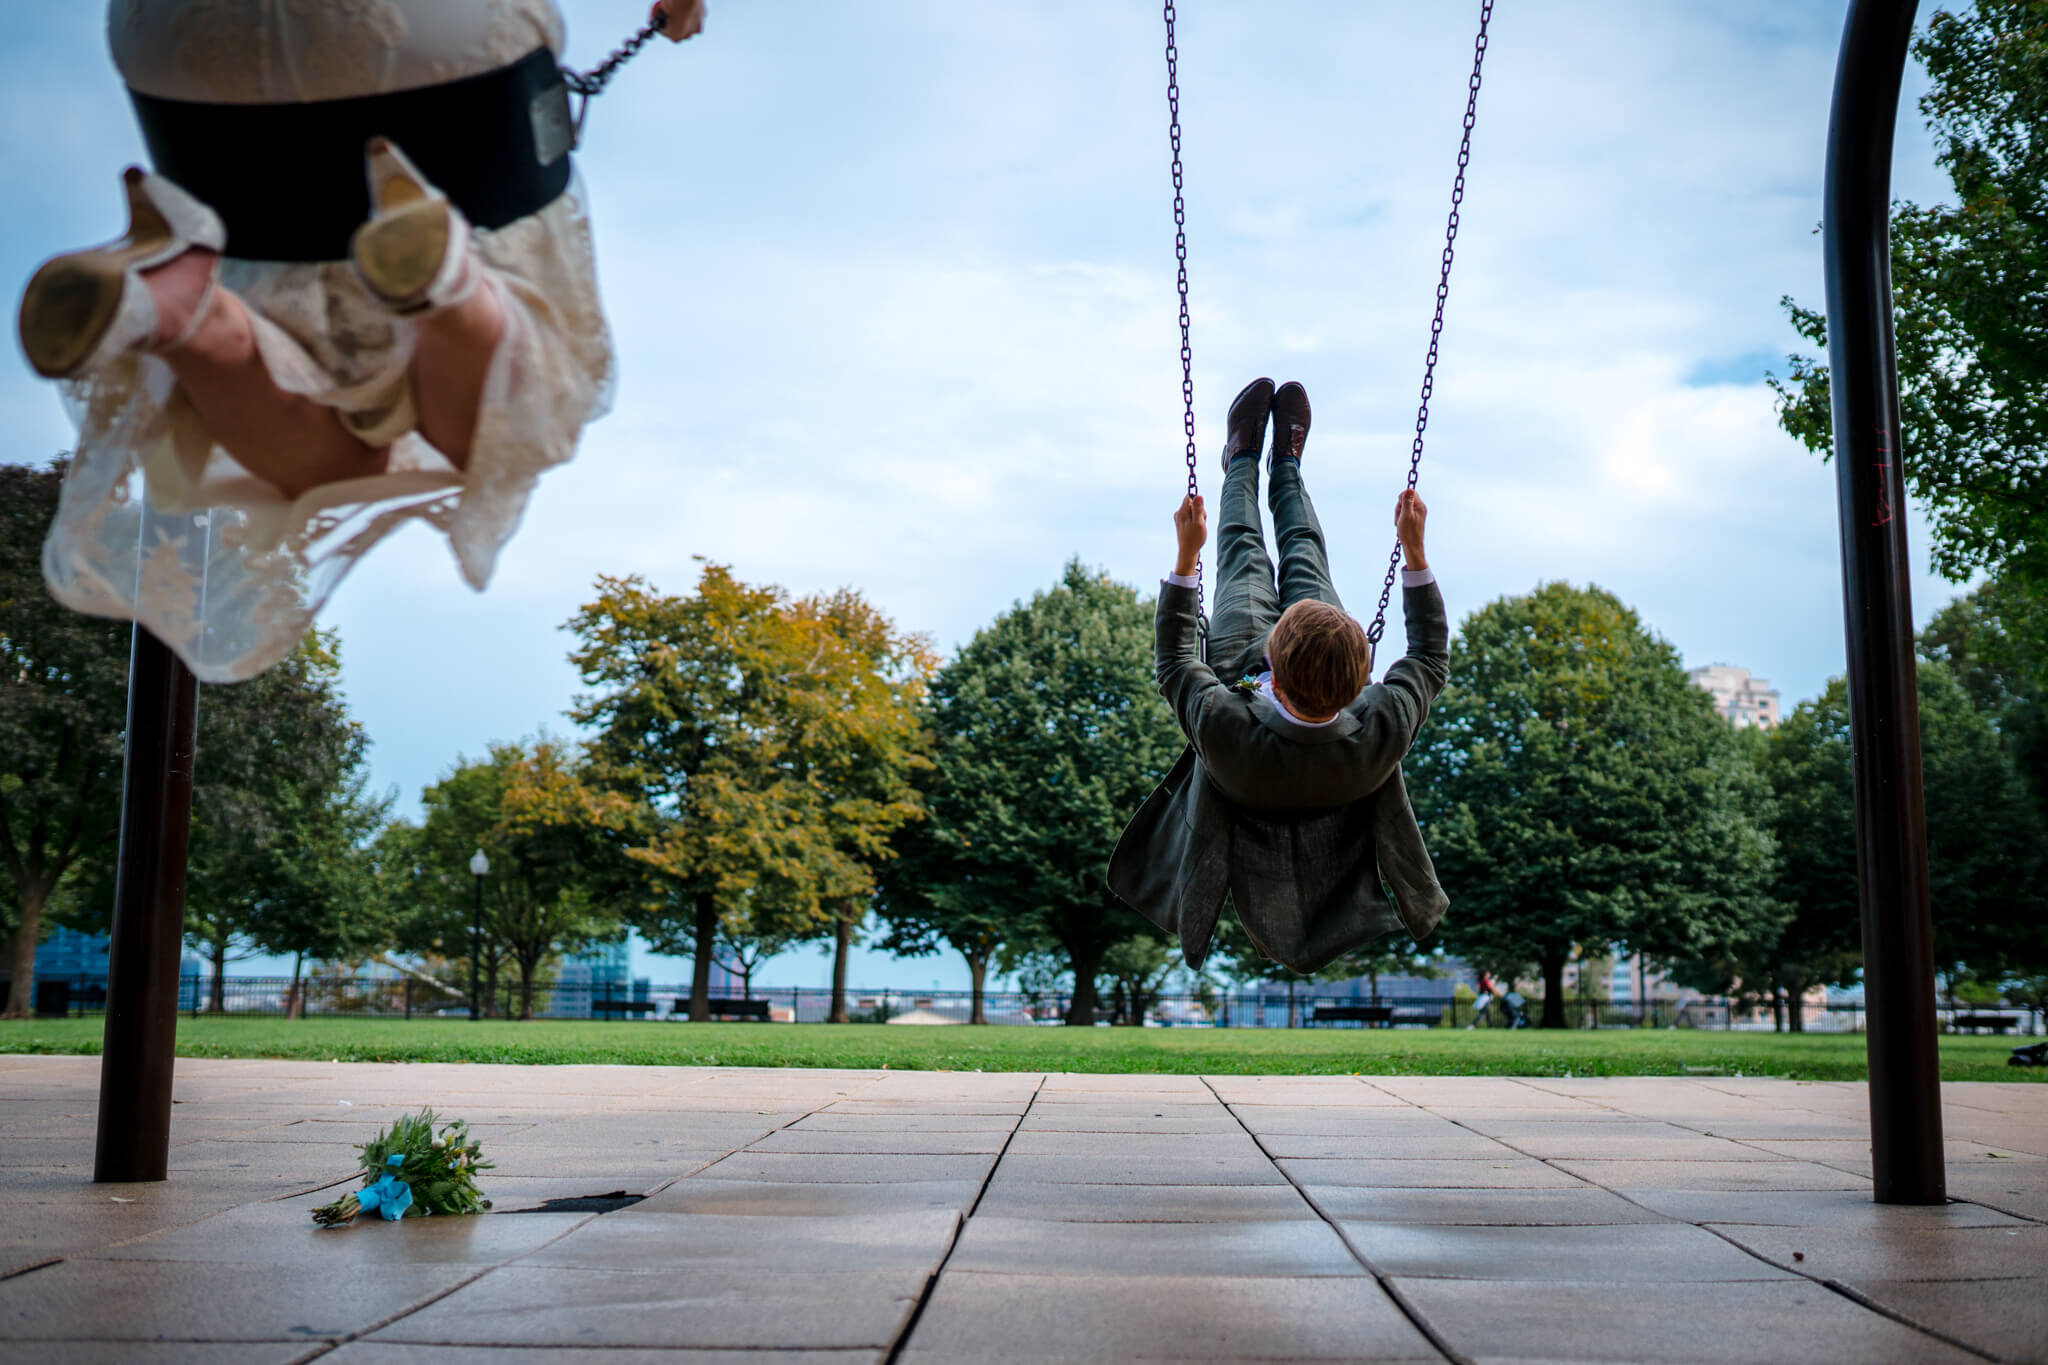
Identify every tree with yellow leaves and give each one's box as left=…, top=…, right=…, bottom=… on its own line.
left=566, top=565, right=932, bottom=1021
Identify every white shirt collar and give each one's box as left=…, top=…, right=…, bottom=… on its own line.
left=1255, top=673, right=1342, bottom=728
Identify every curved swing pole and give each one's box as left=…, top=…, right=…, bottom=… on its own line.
left=1364, top=0, right=1495, bottom=651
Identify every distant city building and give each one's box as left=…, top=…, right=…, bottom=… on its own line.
left=34, top=927, right=110, bottom=981
left=1688, top=663, right=1781, bottom=728
left=546, top=939, right=633, bottom=1017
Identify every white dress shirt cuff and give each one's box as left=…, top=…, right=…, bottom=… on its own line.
left=1401, top=567, right=1436, bottom=588
left=1165, top=572, right=1200, bottom=589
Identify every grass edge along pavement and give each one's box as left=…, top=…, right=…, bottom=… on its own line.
left=2, top=1017, right=2039, bottom=1081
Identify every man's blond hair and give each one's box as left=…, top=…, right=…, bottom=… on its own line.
left=1268, top=601, right=1372, bottom=719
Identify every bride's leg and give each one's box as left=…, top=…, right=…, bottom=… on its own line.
left=408, top=275, right=505, bottom=469
left=149, top=252, right=391, bottom=499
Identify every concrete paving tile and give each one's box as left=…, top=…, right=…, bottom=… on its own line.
left=1737, top=1138, right=2047, bottom=1175
left=1394, top=1276, right=1980, bottom=1363
left=820, top=1101, right=1027, bottom=1117
left=1041, top=1075, right=1211, bottom=1093
left=1002, top=1131, right=1265, bottom=1160
left=970, top=1181, right=1317, bottom=1223
left=1301, top=1185, right=1671, bottom=1226
left=900, top=1270, right=1436, bottom=1362
left=1941, top=1171, right=2048, bottom=1222
left=949, top=1215, right=1361, bottom=1277
left=748, top=1129, right=1006, bottom=1155
left=325, top=1349, right=880, bottom=1365
left=90, top=1202, right=590, bottom=1266
left=484, top=1153, right=728, bottom=1184
left=1340, top=1220, right=1793, bottom=1281
left=1942, top=1123, right=2048, bottom=1158
left=0, top=1194, right=238, bottom=1262
left=1257, top=1128, right=1520, bottom=1160
left=1277, top=1157, right=1585, bottom=1189
left=1847, top=1276, right=2048, bottom=1363
left=1028, top=1094, right=1225, bottom=1109
left=1706, top=1221, right=2048, bottom=1281
left=1553, top=1159, right=1869, bottom=1191
left=0, top=1256, right=480, bottom=1342
left=381, top=1175, right=677, bottom=1211
left=370, top=1266, right=925, bottom=1349
left=1494, top=1131, right=1785, bottom=1162
left=523, top=1210, right=960, bottom=1273
left=1015, top=1111, right=1249, bottom=1135
left=1227, top=1107, right=1448, bottom=1135
left=0, top=1346, right=309, bottom=1364
left=1620, top=1188, right=2031, bottom=1228
left=1630, top=1113, right=1874, bottom=1141
left=1368, top=1077, right=1603, bottom=1108
left=794, top=1113, right=1019, bottom=1133
left=200, top=1120, right=539, bottom=1146
left=696, top=1152, right=994, bottom=1184
left=988, top=1154, right=1287, bottom=1186
left=637, top=1179, right=980, bottom=1217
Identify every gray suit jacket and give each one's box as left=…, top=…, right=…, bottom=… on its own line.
left=1106, top=580, right=1451, bottom=973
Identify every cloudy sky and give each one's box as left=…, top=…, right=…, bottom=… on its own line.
left=1, top=2, right=1963, bottom=990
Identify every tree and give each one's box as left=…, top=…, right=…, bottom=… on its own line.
left=1, top=460, right=130, bottom=1018
left=1757, top=665, right=2047, bottom=1026
left=180, top=632, right=387, bottom=1011
left=1770, top=1, right=2048, bottom=594
left=778, top=589, right=934, bottom=1023
left=567, top=567, right=930, bottom=1022
left=1921, top=578, right=2048, bottom=830
left=1409, top=583, right=1782, bottom=1027
left=875, top=820, right=1010, bottom=1025
left=713, top=902, right=801, bottom=1002
left=896, top=562, right=1181, bottom=1026
left=399, top=740, right=631, bottom=1019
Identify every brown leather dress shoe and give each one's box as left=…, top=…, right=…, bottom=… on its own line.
left=1221, top=376, right=1275, bottom=472
left=1272, top=381, right=1312, bottom=462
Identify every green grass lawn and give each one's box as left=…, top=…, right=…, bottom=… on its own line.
left=3, top=1016, right=2040, bottom=1081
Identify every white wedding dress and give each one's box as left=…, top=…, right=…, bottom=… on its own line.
left=44, top=0, right=615, bottom=681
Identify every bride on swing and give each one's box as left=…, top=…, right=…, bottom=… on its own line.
left=17, top=0, right=703, bottom=681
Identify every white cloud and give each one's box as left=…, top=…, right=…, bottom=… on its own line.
left=0, top=0, right=1968, bottom=846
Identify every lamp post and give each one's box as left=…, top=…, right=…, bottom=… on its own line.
left=468, top=849, right=489, bottom=1021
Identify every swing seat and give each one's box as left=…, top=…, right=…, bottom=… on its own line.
left=130, top=47, right=575, bottom=264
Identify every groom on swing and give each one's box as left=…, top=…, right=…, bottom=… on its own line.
left=1109, top=377, right=1451, bottom=975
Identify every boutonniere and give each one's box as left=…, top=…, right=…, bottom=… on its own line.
left=1231, top=674, right=1261, bottom=696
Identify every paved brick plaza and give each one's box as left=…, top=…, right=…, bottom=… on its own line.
left=1, top=1055, right=2042, bottom=1362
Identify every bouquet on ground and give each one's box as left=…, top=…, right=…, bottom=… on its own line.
left=312, top=1108, right=494, bottom=1227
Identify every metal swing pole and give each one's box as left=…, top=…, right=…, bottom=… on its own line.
left=94, top=627, right=200, bottom=1183
left=1822, top=0, right=1944, bottom=1205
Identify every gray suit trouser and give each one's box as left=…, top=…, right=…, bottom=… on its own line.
left=1207, top=453, right=1342, bottom=679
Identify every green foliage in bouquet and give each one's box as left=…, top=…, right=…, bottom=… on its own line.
left=311, top=1108, right=494, bottom=1226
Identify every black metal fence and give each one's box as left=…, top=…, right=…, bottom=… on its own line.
left=15, top=973, right=2042, bottom=1034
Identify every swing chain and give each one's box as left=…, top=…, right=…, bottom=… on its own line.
left=562, top=12, right=668, bottom=140
left=1364, top=0, right=1493, bottom=648
left=1165, top=1, right=1204, bottom=631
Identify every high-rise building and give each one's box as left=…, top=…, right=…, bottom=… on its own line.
left=547, top=938, right=633, bottom=1017
left=1688, top=663, right=1781, bottom=728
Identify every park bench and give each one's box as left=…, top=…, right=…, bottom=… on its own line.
left=1309, top=1004, right=1394, bottom=1027
left=668, top=997, right=772, bottom=1021
left=1953, top=1013, right=2019, bottom=1034
left=591, top=998, right=657, bottom=1020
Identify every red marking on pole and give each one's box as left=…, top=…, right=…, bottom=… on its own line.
left=1873, top=426, right=1894, bottom=526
